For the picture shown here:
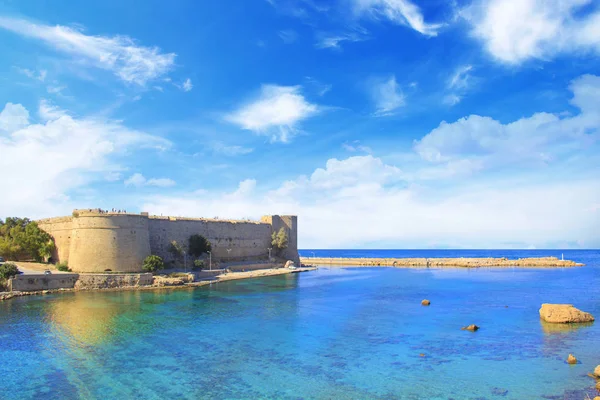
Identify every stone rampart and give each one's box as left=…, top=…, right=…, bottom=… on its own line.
left=148, top=217, right=272, bottom=263
left=36, top=210, right=299, bottom=273
left=74, top=273, right=153, bottom=290
left=9, top=273, right=79, bottom=291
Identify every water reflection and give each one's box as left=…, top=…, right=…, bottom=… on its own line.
left=47, top=291, right=143, bottom=346
left=540, top=320, right=595, bottom=335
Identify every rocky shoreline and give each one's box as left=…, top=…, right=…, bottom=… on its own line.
left=300, top=256, right=584, bottom=268
left=0, top=267, right=317, bottom=301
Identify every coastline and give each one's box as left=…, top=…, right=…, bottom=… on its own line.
left=300, top=256, right=584, bottom=268
left=0, top=267, right=317, bottom=302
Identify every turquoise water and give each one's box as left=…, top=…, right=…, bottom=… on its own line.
left=1, top=250, right=599, bottom=399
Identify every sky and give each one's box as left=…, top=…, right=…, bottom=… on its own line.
left=0, top=0, right=599, bottom=249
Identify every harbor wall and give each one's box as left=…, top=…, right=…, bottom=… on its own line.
left=37, top=210, right=299, bottom=273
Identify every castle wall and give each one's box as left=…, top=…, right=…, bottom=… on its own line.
left=261, top=215, right=300, bottom=265
left=36, top=211, right=298, bottom=272
left=37, top=216, right=73, bottom=263
left=67, top=211, right=151, bottom=273
left=148, top=217, right=272, bottom=263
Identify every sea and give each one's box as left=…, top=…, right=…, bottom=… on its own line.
left=0, top=249, right=598, bottom=399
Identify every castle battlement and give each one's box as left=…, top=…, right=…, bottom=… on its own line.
left=37, top=210, right=299, bottom=273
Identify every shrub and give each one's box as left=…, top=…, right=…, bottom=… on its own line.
left=168, top=241, right=185, bottom=261
left=192, top=259, right=204, bottom=271
left=142, top=255, right=165, bottom=273
left=271, top=228, right=288, bottom=254
left=0, top=262, right=19, bottom=280
left=56, top=262, right=71, bottom=272
left=188, top=235, right=211, bottom=258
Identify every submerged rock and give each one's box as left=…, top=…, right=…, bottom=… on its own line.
left=567, top=354, right=577, bottom=364
left=539, top=304, right=595, bottom=323
left=421, top=299, right=430, bottom=306
left=462, top=324, right=480, bottom=331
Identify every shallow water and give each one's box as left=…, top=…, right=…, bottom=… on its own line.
left=1, top=250, right=599, bottom=399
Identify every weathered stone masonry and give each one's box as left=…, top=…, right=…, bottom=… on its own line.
left=37, top=209, right=299, bottom=273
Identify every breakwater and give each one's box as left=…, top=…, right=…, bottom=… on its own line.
left=300, top=256, right=584, bottom=268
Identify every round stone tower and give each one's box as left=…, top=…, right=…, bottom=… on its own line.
left=67, top=210, right=151, bottom=272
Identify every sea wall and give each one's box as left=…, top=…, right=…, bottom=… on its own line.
left=36, top=210, right=299, bottom=273
left=301, top=257, right=584, bottom=268
left=74, top=273, right=154, bottom=290
left=9, top=273, right=79, bottom=291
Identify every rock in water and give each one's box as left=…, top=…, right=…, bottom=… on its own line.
left=539, top=304, right=595, bottom=323
left=567, top=354, right=577, bottom=364
left=594, top=365, right=600, bottom=377
left=421, top=299, right=430, bottom=306
left=462, top=324, right=480, bottom=331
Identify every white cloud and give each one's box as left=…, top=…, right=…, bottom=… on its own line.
left=443, top=94, right=461, bottom=106
left=278, top=29, right=298, bottom=44
left=17, top=67, right=47, bottom=82
left=105, top=172, right=122, bottom=182
left=226, top=84, right=319, bottom=142
left=0, top=102, right=170, bottom=218
left=352, top=0, right=443, bottom=37
left=140, top=74, right=600, bottom=249
left=370, top=75, right=405, bottom=116
left=211, top=142, right=254, bottom=156
left=141, top=156, right=599, bottom=249
left=0, top=16, right=176, bottom=85
left=316, top=31, right=368, bottom=49
left=443, top=64, right=474, bottom=106
left=448, top=64, right=473, bottom=90
left=0, top=103, right=30, bottom=132
left=38, top=99, right=67, bottom=121
left=342, top=140, right=372, bottom=153
left=124, top=173, right=176, bottom=187
left=463, top=0, right=600, bottom=64
left=182, top=78, right=193, bottom=92
left=415, top=74, right=600, bottom=171
left=304, top=76, right=332, bottom=96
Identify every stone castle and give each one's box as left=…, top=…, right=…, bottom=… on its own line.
left=37, top=209, right=299, bottom=273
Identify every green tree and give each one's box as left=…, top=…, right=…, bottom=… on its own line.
left=271, top=227, right=288, bottom=255
left=0, top=218, right=54, bottom=262
left=142, top=255, right=165, bottom=273
left=0, top=263, right=19, bottom=280
left=188, top=234, right=212, bottom=258
left=168, top=240, right=185, bottom=261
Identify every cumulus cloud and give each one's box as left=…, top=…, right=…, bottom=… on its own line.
left=415, top=74, right=600, bottom=169
left=125, top=173, right=176, bottom=188
left=0, top=101, right=170, bottom=218
left=352, top=0, right=443, bottom=37
left=140, top=74, right=600, bottom=249
left=370, top=75, right=405, bottom=116
left=0, top=16, right=176, bottom=85
left=0, top=103, right=30, bottom=132
left=226, top=84, right=320, bottom=142
left=463, top=0, right=600, bottom=64
left=141, top=156, right=599, bottom=249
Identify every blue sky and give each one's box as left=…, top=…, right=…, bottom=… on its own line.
left=0, top=0, right=599, bottom=249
